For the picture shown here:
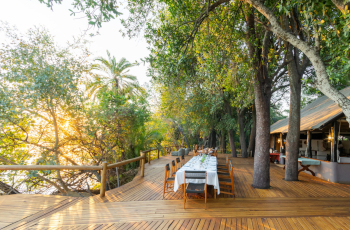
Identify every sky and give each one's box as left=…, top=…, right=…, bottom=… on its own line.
left=0, top=0, right=151, bottom=85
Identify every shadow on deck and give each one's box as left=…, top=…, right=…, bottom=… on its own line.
left=2, top=154, right=350, bottom=229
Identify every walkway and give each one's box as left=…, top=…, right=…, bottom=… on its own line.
left=1, top=154, right=350, bottom=229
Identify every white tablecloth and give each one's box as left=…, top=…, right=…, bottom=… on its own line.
left=174, top=156, right=220, bottom=194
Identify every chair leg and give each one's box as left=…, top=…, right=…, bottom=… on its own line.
left=205, top=188, right=207, bottom=210
left=231, top=183, right=235, bottom=199
left=183, top=187, right=186, bottom=209
left=163, top=183, right=166, bottom=198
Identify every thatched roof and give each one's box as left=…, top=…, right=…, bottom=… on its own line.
left=270, top=87, right=350, bottom=134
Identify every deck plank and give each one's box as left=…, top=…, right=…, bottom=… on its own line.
left=2, top=154, right=350, bottom=230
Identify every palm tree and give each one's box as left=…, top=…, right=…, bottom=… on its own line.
left=86, top=51, right=144, bottom=98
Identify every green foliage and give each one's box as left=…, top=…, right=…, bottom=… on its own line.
left=39, top=0, right=122, bottom=30
left=87, top=51, right=145, bottom=98
left=0, top=23, right=164, bottom=194
left=277, top=0, right=350, bottom=86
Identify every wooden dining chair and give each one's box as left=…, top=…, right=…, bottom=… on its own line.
left=218, top=160, right=232, bottom=177
left=163, top=164, right=175, bottom=198
left=183, top=170, right=207, bottom=210
left=176, top=157, right=181, bottom=170
left=219, top=163, right=235, bottom=199
left=181, top=155, right=185, bottom=166
left=171, top=160, right=177, bottom=176
left=217, top=155, right=229, bottom=172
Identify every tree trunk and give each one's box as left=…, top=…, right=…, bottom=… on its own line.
left=228, top=129, right=237, bottom=157
left=252, top=71, right=272, bottom=189
left=0, top=181, right=20, bottom=194
left=245, top=6, right=272, bottom=189
left=285, top=44, right=301, bottom=181
left=246, top=0, right=350, bottom=125
left=221, top=131, right=226, bottom=154
left=170, top=119, right=190, bottom=148
left=247, top=105, right=256, bottom=157
left=208, top=129, right=217, bottom=148
left=238, top=108, right=248, bottom=158
left=224, top=97, right=237, bottom=157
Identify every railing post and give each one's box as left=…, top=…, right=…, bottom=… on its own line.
left=140, top=152, right=145, bottom=177
left=100, top=161, right=107, bottom=198
left=157, top=148, right=159, bottom=159
left=149, top=152, right=151, bottom=164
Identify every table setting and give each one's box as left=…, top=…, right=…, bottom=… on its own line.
left=174, top=155, right=220, bottom=194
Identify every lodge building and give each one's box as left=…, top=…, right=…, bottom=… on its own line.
left=270, top=87, right=350, bottom=183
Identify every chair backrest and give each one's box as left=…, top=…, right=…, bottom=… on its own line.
left=176, top=157, right=181, bottom=168
left=171, top=160, right=176, bottom=173
left=181, top=155, right=185, bottom=160
left=184, top=170, right=206, bottom=180
left=165, top=164, right=171, bottom=179
left=229, top=163, right=234, bottom=181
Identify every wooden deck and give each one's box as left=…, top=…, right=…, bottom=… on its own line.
left=2, top=154, right=350, bottom=229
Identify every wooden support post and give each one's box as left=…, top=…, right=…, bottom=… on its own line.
left=306, top=131, right=312, bottom=158
left=141, top=152, right=145, bottom=177
left=332, top=121, right=339, bottom=162
left=148, top=152, right=151, bottom=164
left=157, top=149, right=160, bottom=159
left=100, top=162, right=107, bottom=198
left=280, top=133, right=283, bottom=152
left=272, top=134, right=276, bottom=150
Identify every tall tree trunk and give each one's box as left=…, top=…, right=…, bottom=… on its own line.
left=208, top=129, right=216, bottom=148
left=228, top=129, right=237, bottom=157
left=170, top=119, right=190, bottom=148
left=238, top=108, right=248, bottom=158
left=285, top=46, right=302, bottom=181
left=247, top=105, right=256, bottom=157
left=221, top=130, right=226, bottom=153
left=283, top=13, right=309, bottom=181
left=224, top=97, right=237, bottom=157
left=252, top=70, right=272, bottom=189
left=245, top=6, right=272, bottom=189
left=211, top=129, right=217, bottom=148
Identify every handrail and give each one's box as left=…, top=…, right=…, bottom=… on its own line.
left=141, top=145, right=184, bottom=165
left=0, top=155, right=146, bottom=198
left=0, top=145, right=182, bottom=197
left=107, top=155, right=144, bottom=169
left=142, top=148, right=158, bottom=154
left=0, top=165, right=102, bottom=171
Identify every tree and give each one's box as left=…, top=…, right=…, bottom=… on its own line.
left=0, top=23, right=158, bottom=195
left=87, top=51, right=144, bottom=98
left=246, top=0, right=350, bottom=124
left=122, top=0, right=291, bottom=188
left=0, top=24, right=92, bottom=194
left=39, top=0, right=121, bottom=31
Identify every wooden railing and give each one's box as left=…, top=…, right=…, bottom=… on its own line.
left=142, top=145, right=184, bottom=164
left=0, top=155, right=146, bottom=198
left=0, top=145, right=184, bottom=197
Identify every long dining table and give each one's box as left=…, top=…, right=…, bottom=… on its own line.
left=173, top=155, right=220, bottom=195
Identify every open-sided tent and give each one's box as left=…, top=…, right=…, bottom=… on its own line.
left=270, top=87, right=350, bottom=183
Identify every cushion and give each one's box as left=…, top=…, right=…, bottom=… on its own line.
left=179, top=148, right=185, bottom=156
left=171, top=151, right=179, bottom=156
left=185, top=148, right=191, bottom=155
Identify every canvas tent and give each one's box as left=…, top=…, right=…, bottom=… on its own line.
left=270, top=87, right=350, bottom=183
